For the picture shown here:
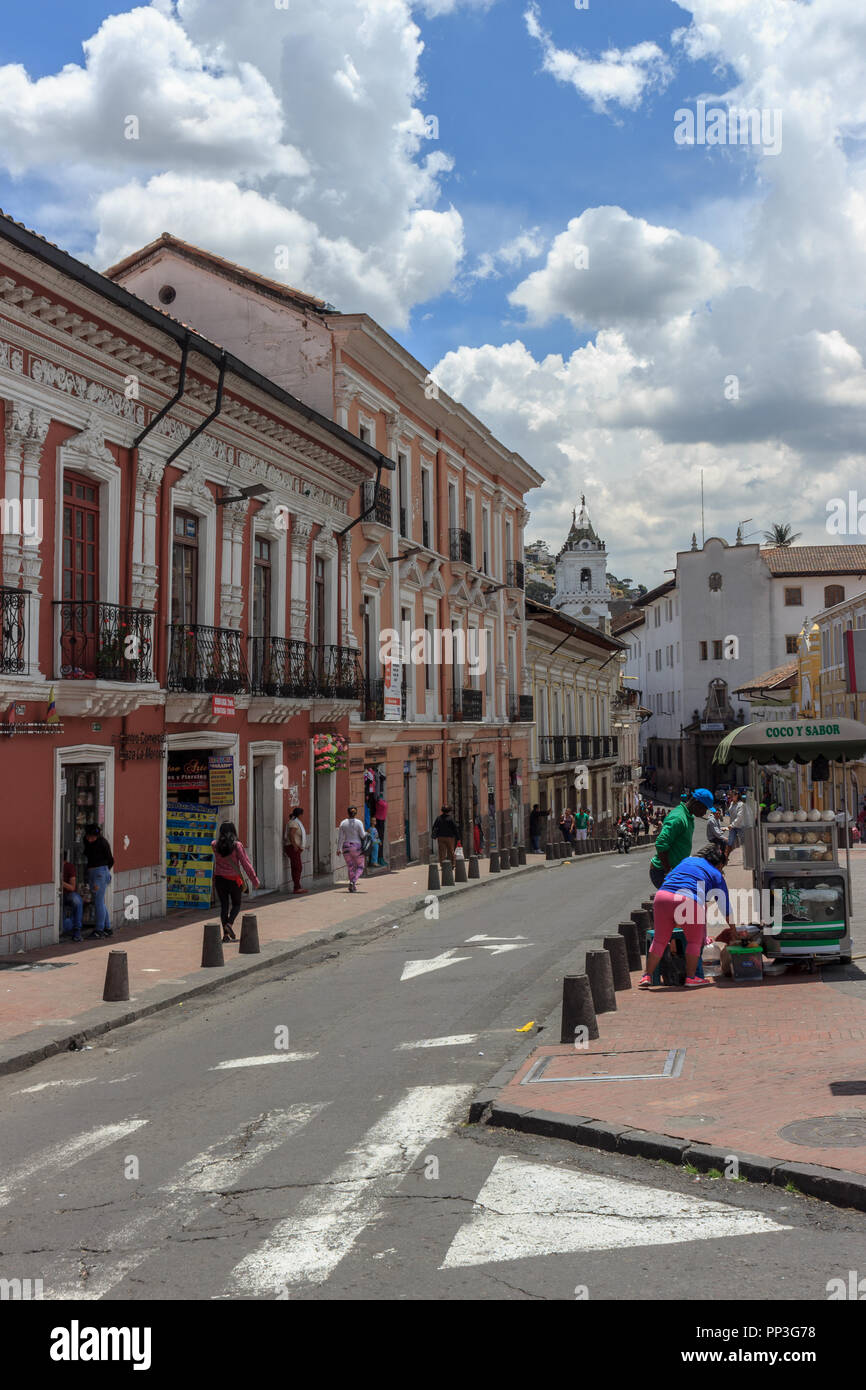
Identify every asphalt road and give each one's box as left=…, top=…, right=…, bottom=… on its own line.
left=2, top=851, right=864, bottom=1302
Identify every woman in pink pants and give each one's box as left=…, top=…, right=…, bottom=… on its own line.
left=337, top=805, right=367, bottom=892
left=640, top=842, right=732, bottom=988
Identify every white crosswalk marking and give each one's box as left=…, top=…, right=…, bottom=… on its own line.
left=440, top=1156, right=794, bottom=1268
left=230, top=1084, right=473, bottom=1297
left=209, top=1053, right=317, bottom=1070
left=44, top=1105, right=327, bottom=1300
left=0, top=1120, right=148, bottom=1208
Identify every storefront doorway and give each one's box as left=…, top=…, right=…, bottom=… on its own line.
left=60, top=762, right=102, bottom=932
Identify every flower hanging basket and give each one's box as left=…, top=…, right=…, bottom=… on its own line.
left=313, top=732, right=348, bottom=774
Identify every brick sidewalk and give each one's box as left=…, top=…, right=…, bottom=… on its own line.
left=488, top=845, right=866, bottom=1178
left=0, top=854, right=548, bottom=1058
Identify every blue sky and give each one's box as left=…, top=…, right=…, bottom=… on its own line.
left=1, top=1, right=864, bottom=583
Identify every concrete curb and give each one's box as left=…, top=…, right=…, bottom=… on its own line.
left=0, top=847, right=623, bottom=1079
left=475, top=1101, right=866, bottom=1214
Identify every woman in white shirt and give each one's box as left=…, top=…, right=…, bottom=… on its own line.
left=337, top=805, right=367, bottom=892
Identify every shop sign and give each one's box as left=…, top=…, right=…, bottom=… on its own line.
left=212, top=695, right=235, bottom=717
left=166, top=803, right=219, bottom=908
left=167, top=755, right=209, bottom=794
left=208, top=755, right=235, bottom=806
left=113, top=733, right=167, bottom=761
left=701, top=722, right=724, bottom=731
left=383, top=656, right=402, bottom=721
left=764, top=723, right=840, bottom=740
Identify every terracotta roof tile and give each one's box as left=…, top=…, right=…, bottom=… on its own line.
left=734, top=659, right=798, bottom=694
left=761, top=545, right=866, bottom=575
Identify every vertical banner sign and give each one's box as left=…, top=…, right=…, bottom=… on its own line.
left=166, top=803, right=219, bottom=907
left=98, top=765, right=105, bottom=828
left=208, top=754, right=235, bottom=806
left=383, top=656, right=402, bottom=721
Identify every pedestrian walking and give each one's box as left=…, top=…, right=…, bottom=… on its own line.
left=375, top=787, right=388, bottom=864
left=211, top=822, right=260, bottom=942
left=727, top=788, right=753, bottom=851
left=338, top=805, right=368, bottom=892
left=640, top=843, right=734, bottom=990
left=573, top=807, right=589, bottom=841
left=366, top=822, right=382, bottom=865
left=648, top=788, right=714, bottom=890
left=529, top=803, right=545, bottom=853
left=61, top=855, right=83, bottom=942
left=82, top=824, right=114, bottom=938
left=706, top=802, right=730, bottom=864
left=283, top=806, right=308, bottom=895
left=431, top=805, right=459, bottom=866
left=558, top=807, right=574, bottom=844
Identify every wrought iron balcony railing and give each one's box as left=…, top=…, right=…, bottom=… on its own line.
left=613, top=764, right=635, bottom=784
left=361, top=672, right=408, bottom=719
left=309, top=644, right=363, bottom=700
left=56, top=600, right=154, bottom=682
left=1, top=586, right=28, bottom=675
left=422, top=519, right=430, bottom=549
left=361, top=479, right=392, bottom=528
left=505, top=560, right=525, bottom=590
left=508, top=692, right=534, bottom=722
left=538, top=733, right=619, bottom=765
left=166, top=622, right=248, bottom=694
left=449, top=528, right=472, bottom=565
left=613, top=687, right=639, bottom=708
left=449, top=686, right=483, bottom=721
left=249, top=636, right=315, bottom=698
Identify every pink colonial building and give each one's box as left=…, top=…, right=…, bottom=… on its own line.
left=107, top=236, right=542, bottom=864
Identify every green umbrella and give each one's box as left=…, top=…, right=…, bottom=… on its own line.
left=714, top=717, right=866, bottom=766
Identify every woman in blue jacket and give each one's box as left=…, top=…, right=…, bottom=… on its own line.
left=640, top=842, right=734, bottom=989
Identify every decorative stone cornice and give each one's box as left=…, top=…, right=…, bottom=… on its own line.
left=62, top=413, right=117, bottom=466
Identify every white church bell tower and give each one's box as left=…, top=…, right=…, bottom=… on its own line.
left=553, top=495, right=612, bottom=632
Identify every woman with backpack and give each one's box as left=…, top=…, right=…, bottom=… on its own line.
left=431, top=805, right=459, bottom=866
left=338, top=805, right=368, bottom=892
left=211, top=822, right=260, bottom=943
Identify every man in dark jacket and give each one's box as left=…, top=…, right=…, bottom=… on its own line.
left=528, top=804, right=545, bottom=853
left=431, top=806, right=459, bottom=866
left=82, top=824, right=114, bottom=938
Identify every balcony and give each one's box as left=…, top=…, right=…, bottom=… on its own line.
left=1, top=587, right=28, bottom=675
left=362, top=673, right=408, bottom=720
left=249, top=636, right=315, bottom=698
left=361, top=478, right=392, bottom=528
left=449, top=686, right=483, bottom=721
left=422, top=518, right=430, bottom=549
left=613, top=764, right=635, bottom=784
left=508, top=692, right=534, bottom=722
left=449, top=528, right=472, bottom=565
left=505, top=561, right=525, bottom=590
left=538, top=734, right=619, bottom=765
left=309, top=644, right=363, bottom=700
left=399, top=505, right=407, bottom=538
left=613, top=687, right=639, bottom=709
left=166, top=622, right=248, bottom=694
left=56, top=600, right=154, bottom=682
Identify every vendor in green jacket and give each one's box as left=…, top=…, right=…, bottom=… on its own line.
left=649, top=788, right=715, bottom=890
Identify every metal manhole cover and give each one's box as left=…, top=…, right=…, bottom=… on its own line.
left=522, top=1048, right=686, bottom=1084
left=778, top=1114, right=866, bottom=1147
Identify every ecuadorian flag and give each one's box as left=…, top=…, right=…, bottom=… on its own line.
left=46, top=687, right=59, bottom=724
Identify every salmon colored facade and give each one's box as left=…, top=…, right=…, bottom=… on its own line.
left=0, top=215, right=387, bottom=952
left=108, top=237, right=543, bottom=865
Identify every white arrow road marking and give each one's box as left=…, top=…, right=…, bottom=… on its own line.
left=475, top=943, right=533, bottom=955
left=44, top=1105, right=328, bottom=1300
left=0, top=1120, right=148, bottom=1208
left=465, top=934, right=528, bottom=942
left=231, top=1084, right=474, bottom=1296
left=400, top=948, right=471, bottom=981
left=440, top=1157, right=794, bottom=1269
left=209, top=1052, right=318, bottom=1070
left=396, top=1034, right=479, bottom=1050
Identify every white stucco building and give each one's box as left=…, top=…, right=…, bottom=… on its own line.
left=552, top=497, right=612, bottom=633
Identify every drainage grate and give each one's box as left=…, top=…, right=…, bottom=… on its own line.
left=522, top=1048, right=686, bottom=1084
left=778, top=1114, right=866, bottom=1148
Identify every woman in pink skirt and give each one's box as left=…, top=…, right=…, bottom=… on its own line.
left=337, top=805, right=367, bottom=892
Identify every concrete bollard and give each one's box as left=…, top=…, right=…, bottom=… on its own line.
left=490, top=851, right=500, bottom=873
left=202, top=922, right=225, bottom=968
left=468, top=854, right=480, bottom=879
left=239, top=914, right=260, bottom=955
left=455, top=856, right=467, bottom=883
left=441, top=859, right=455, bottom=887
left=632, top=907, right=652, bottom=945
left=560, top=973, right=600, bottom=1044
left=603, top=935, right=632, bottom=990
left=618, top=920, right=643, bottom=971
left=102, top=949, right=129, bottom=1002
left=546, top=843, right=555, bottom=861
left=518, top=845, right=526, bottom=865
left=585, top=949, right=617, bottom=1014
left=428, top=861, right=441, bottom=891
left=510, top=846, right=520, bottom=868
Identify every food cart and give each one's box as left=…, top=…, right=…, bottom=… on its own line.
left=713, top=719, right=866, bottom=967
